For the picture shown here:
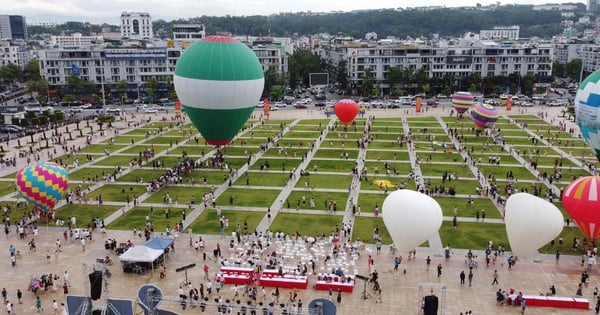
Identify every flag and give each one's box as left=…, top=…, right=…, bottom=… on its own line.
left=71, top=64, right=80, bottom=76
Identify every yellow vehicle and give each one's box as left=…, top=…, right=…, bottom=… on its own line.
left=499, top=95, right=519, bottom=106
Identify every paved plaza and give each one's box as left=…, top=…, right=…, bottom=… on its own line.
left=0, top=105, right=595, bottom=315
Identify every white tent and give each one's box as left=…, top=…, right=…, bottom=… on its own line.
left=119, top=245, right=163, bottom=263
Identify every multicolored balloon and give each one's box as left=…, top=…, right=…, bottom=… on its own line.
left=562, top=176, right=600, bottom=240
left=451, top=91, right=475, bottom=114
left=574, top=69, right=600, bottom=160
left=174, top=35, right=264, bottom=145
left=471, top=102, right=499, bottom=131
left=334, top=99, right=359, bottom=124
left=15, top=162, right=69, bottom=213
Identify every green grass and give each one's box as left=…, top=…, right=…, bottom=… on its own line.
left=54, top=204, right=121, bottom=227
left=435, top=197, right=502, bottom=219
left=99, top=135, right=144, bottom=144
left=307, top=159, right=357, bottom=173
left=78, top=144, right=127, bottom=154
left=477, top=165, right=537, bottom=181
left=187, top=209, right=264, bottom=235
left=352, top=217, right=392, bottom=244
left=365, top=150, right=411, bottom=161
left=418, top=163, right=476, bottom=178
left=87, top=184, right=148, bottom=202
left=216, top=188, right=280, bottom=208
left=116, top=169, right=166, bottom=182
left=144, top=186, right=211, bottom=204
left=144, top=136, right=189, bottom=145
left=251, top=158, right=303, bottom=171
left=95, top=155, right=139, bottom=167
left=312, top=148, right=359, bottom=160
left=68, top=167, right=120, bottom=181
left=362, top=161, right=413, bottom=175
left=286, top=191, right=349, bottom=211
left=234, top=172, right=289, bottom=187
left=270, top=213, right=343, bottom=237
left=294, top=174, right=353, bottom=190
left=108, top=206, right=187, bottom=232
left=439, top=221, right=510, bottom=251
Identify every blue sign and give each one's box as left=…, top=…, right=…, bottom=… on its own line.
left=72, top=64, right=81, bottom=76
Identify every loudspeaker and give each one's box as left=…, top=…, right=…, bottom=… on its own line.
left=423, top=295, right=439, bottom=315
left=89, top=271, right=103, bottom=300
left=355, top=274, right=369, bottom=281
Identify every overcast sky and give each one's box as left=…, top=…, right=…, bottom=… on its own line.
left=7, top=0, right=586, bottom=24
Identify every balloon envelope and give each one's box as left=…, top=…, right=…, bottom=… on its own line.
left=451, top=91, right=475, bottom=114
left=504, top=193, right=563, bottom=256
left=174, top=35, right=264, bottom=145
left=562, top=176, right=600, bottom=239
left=574, top=69, right=600, bottom=160
left=15, top=162, right=69, bottom=213
left=471, top=102, right=499, bottom=131
left=334, top=99, right=359, bottom=124
left=382, top=190, right=443, bottom=253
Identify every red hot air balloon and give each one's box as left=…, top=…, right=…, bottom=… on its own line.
left=562, top=176, right=600, bottom=240
left=334, top=99, right=359, bottom=124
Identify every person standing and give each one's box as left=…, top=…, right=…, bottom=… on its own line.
left=426, top=256, right=431, bottom=271
left=468, top=269, right=474, bottom=287
left=556, top=251, right=560, bottom=264
left=16, top=289, right=21, bottom=304
left=492, top=270, right=499, bottom=285
left=437, top=263, right=442, bottom=277
left=393, top=257, right=400, bottom=272
left=35, top=296, right=42, bottom=312
left=520, top=297, right=526, bottom=314
left=336, top=288, right=342, bottom=303
left=459, top=271, right=465, bottom=285
left=328, top=286, right=333, bottom=301
left=52, top=299, right=58, bottom=314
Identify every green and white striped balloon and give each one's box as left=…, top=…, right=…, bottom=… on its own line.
left=174, top=35, right=264, bottom=145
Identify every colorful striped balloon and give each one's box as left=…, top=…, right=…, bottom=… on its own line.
left=15, top=162, right=69, bottom=213
left=451, top=91, right=475, bottom=114
left=562, top=176, right=600, bottom=240
left=471, top=102, right=499, bottom=131
left=174, top=35, right=264, bottom=145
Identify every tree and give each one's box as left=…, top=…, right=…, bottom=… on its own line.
left=116, top=80, right=128, bottom=103
left=387, top=66, right=403, bottom=96
left=288, top=50, right=321, bottom=88
left=362, top=68, right=375, bottom=97
left=0, top=63, right=22, bottom=86
left=145, top=77, right=159, bottom=103
left=552, top=61, right=565, bottom=78
left=335, top=60, right=349, bottom=92
left=564, top=59, right=582, bottom=81
left=24, top=59, right=41, bottom=81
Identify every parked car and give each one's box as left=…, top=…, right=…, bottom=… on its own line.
left=106, top=107, right=122, bottom=113
left=144, top=108, right=158, bottom=114
left=293, top=103, right=308, bottom=109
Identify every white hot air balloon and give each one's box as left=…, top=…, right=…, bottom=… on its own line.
left=382, top=190, right=443, bottom=253
left=505, top=193, right=564, bottom=257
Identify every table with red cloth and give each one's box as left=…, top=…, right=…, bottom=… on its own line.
left=259, top=274, right=308, bottom=289
left=521, top=295, right=589, bottom=309
left=219, top=266, right=254, bottom=285
left=313, top=274, right=355, bottom=293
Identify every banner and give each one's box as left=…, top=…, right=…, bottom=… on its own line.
left=506, top=95, right=512, bottom=111
left=415, top=97, right=422, bottom=113
left=71, top=64, right=80, bottom=76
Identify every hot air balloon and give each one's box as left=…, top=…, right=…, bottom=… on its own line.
left=471, top=102, right=499, bottom=131
left=334, top=99, right=359, bottom=124
left=505, top=193, right=563, bottom=256
left=562, top=176, right=600, bottom=240
left=173, top=35, right=264, bottom=145
left=15, top=162, right=69, bottom=213
left=382, top=190, right=443, bottom=253
left=451, top=91, right=475, bottom=114
left=574, top=69, right=600, bottom=160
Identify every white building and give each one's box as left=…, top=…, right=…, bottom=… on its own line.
left=172, top=24, right=205, bottom=43
left=50, top=33, right=104, bottom=48
left=120, top=12, right=153, bottom=40
left=0, top=40, right=29, bottom=67
left=479, top=26, right=520, bottom=41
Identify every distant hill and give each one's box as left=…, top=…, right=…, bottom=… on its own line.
left=29, top=4, right=587, bottom=40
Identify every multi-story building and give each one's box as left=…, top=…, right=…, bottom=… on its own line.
left=50, top=33, right=104, bottom=48
left=0, top=15, right=27, bottom=41
left=317, top=36, right=553, bottom=95
left=588, top=0, right=600, bottom=12
left=120, top=12, right=153, bottom=40
left=479, top=26, right=520, bottom=41
left=172, top=24, right=205, bottom=43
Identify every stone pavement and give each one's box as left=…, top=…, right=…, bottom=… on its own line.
left=0, top=105, right=595, bottom=314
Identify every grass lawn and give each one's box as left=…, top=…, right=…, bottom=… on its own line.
left=221, top=146, right=261, bottom=156
left=365, top=150, right=410, bottom=161
left=144, top=186, right=211, bottom=204
left=477, top=165, right=537, bottom=181
left=418, top=163, right=476, bottom=178
left=54, top=204, right=121, bottom=227
left=251, top=158, right=303, bottom=171
left=68, top=167, right=120, bottom=181
left=294, top=174, right=353, bottom=190
left=216, top=188, right=281, bottom=208
left=439, top=221, right=510, bottom=252
left=352, top=217, right=392, bottom=244
left=95, top=155, right=138, bottom=167
left=99, top=135, right=144, bottom=144
left=108, top=206, right=188, bottom=232
left=306, top=160, right=357, bottom=173
left=286, top=191, right=349, bottom=211
left=78, top=144, right=127, bottom=154
left=168, top=145, right=213, bottom=156
left=262, top=148, right=310, bottom=158
left=435, top=197, right=503, bottom=219
left=538, top=226, right=588, bottom=255
left=355, top=192, right=388, bottom=212
left=424, top=179, right=483, bottom=195
left=362, top=161, right=413, bottom=175
left=143, top=136, right=189, bottom=145
left=187, top=209, right=264, bottom=235
left=367, top=141, right=408, bottom=149
left=87, top=184, right=148, bottom=202
left=312, top=148, right=359, bottom=160
left=116, top=169, right=166, bottom=182
left=119, top=145, right=168, bottom=155
left=234, top=172, right=289, bottom=187
left=270, top=213, right=342, bottom=237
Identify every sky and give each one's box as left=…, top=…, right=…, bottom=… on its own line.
left=6, top=0, right=587, bottom=24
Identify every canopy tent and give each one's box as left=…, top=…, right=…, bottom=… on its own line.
left=145, top=237, right=174, bottom=251
left=119, top=246, right=164, bottom=263
left=119, top=245, right=164, bottom=276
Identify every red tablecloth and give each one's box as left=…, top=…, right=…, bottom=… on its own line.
left=522, top=295, right=589, bottom=309
left=314, top=281, right=354, bottom=293
left=220, top=266, right=254, bottom=276
left=259, top=275, right=308, bottom=289
left=222, top=274, right=251, bottom=285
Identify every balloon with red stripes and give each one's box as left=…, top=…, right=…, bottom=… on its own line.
left=15, top=162, right=69, bottom=213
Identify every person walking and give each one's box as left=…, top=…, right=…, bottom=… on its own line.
left=437, top=263, right=442, bottom=277
left=35, top=296, right=42, bottom=312
left=336, top=288, right=342, bottom=303
left=520, top=297, right=526, bottom=314
left=459, top=271, right=465, bottom=285
left=16, top=289, right=21, bottom=304
left=491, top=270, right=499, bottom=285
left=426, top=256, right=431, bottom=271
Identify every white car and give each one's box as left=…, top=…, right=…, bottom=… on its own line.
left=80, top=104, right=93, bottom=109
left=144, top=108, right=158, bottom=114
left=106, top=107, right=122, bottom=113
